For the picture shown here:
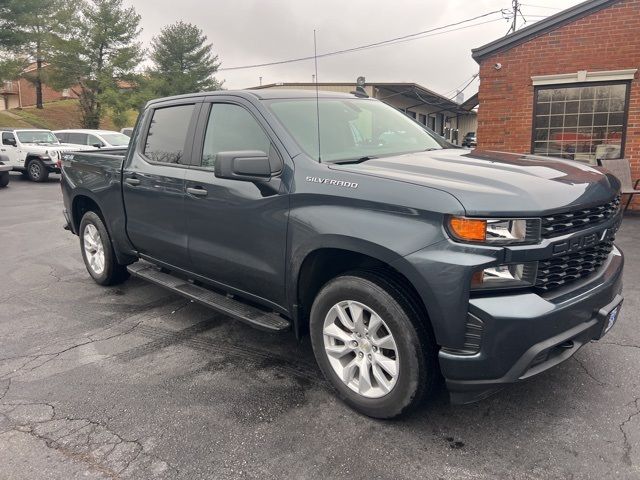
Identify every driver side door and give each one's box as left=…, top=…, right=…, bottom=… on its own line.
left=0, top=132, right=20, bottom=167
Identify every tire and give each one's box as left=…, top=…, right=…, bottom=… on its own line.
left=27, top=159, right=49, bottom=182
left=310, top=272, right=437, bottom=419
left=0, top=172, right=8, bottom=188
left=79, top=211, right=129, bottom=286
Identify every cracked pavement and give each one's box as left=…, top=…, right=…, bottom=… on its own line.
left=0, top=175, right=639, bottom=479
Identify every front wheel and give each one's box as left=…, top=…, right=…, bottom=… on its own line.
left=79, top=211, right=129, bottom=286
left=27, top=159, right=49, bottom=182
left=0, top=172, right=8, bottom=187
left=310, top=272, right=437, bottom=419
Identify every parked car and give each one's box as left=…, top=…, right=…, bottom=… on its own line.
left=0, top=128, right=95, bottom=182
left=54, top=129, right=130, bottom=149
left=462, top=131, right=477, bottom=148
left=61, top=90, right=624, bottom=419
left=0, top=155, right=10, bottom=187
left=120, top=127, right=133, bottom=137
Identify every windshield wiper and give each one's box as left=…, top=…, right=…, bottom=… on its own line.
left=334, top=155, right=378, bottom=164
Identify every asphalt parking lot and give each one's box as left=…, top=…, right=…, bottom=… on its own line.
left=0, top=174, right=639, bottom=480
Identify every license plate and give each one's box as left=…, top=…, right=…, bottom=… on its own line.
left=602, top=304, right=621, bottom=336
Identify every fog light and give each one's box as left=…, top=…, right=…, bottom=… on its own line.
left=471, top=262, right=537, bottom=290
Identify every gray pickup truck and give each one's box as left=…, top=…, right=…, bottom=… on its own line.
left=61, top=89, right=624, bottom=419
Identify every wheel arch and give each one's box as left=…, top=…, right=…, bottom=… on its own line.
left=291, top=239, right=435, bottom=342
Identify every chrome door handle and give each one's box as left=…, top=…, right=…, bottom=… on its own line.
left=187, top=187, right=208, bottom=197
left=124, top=177, right=140, bottom=186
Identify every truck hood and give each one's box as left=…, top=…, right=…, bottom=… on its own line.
left=330, top=149, right=620, bottom=216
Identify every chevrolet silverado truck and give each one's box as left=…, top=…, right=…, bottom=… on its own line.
left=1, top=128, right=95, bottom=182
left=60, top=90, right=624, bottom=419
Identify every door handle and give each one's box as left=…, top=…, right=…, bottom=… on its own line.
left=125, top=177, right=140, bottom=186
left=187, top=186, right=208, bottom=197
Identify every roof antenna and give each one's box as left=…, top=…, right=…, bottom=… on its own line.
left=314, top=29, right=322, bottom=163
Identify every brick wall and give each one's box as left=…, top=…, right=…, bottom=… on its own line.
left=16, top=77, right=78, bottom=107
left=476, top=0, right=640, bottom=209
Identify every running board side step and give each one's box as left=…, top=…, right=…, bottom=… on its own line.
left=127, top=261, right=291, bottom=332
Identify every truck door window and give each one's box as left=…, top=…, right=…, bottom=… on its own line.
left=2, top=132, right=15, bottom=145
left=201, top=103, right=271, bottom=168
left=143, top=104, right=195, bottom=164
left=68, top=133, right=88, bottom=145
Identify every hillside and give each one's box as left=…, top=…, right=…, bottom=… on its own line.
left=0, top=100, right=137, bottom=131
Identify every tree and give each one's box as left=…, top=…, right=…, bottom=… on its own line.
left=149, top=21, right=222, bottom=97
left=49, top=0, right=142, bottom=128
left=0, top=0, right=66, bottom=108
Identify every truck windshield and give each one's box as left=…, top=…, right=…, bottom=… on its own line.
left=16, top=131, right=59, bottom=144
left=266, top=98, right=443, bottom=162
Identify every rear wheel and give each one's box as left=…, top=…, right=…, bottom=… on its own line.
left=310, top=272, right=437, bottom=419
left=79, top=211, right=129, bottom=286
left=27, top=159, right=48, bottom=182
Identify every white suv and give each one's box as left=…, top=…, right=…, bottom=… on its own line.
left=54, top=129, right=130, bottom=149
left=0, top=128, right=96, bottom=182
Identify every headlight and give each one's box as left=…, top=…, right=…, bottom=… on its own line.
left=447, top=216, right=541, bottom=245
left=471, top=262, right=538, bottom=290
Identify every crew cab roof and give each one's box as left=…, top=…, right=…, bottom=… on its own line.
left=145, top=88, right=360, bottom=107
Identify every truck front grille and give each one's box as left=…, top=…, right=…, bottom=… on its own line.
left=535, top=240, right=614, bottom=291
left=540, top=195, right=620, bottom=239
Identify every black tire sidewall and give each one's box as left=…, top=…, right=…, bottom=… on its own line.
left=79, top=211, right=119, bottom=286
left=0, top=172, right=8, bottom=187
left=310, top=274, right=430, bottom=419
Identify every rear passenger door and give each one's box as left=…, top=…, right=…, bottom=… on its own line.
left=123, top=100, right=201, bottom=269
left=183, top=98, right=290, bottom=308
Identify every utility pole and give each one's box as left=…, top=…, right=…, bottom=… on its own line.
left=511, top=0, right=519, bottom=33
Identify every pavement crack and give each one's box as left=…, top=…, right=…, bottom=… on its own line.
left=572, top=356, right=606, bottom=387
left=0, top=378, right=10, bottom=400
left=619, top=397, right=640, bottom=466
left=0, top=320, right=145, bottom=379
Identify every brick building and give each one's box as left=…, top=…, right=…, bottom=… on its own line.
left=472, top=0, right=639, bottom=208
left=0, top=63, right=78, bottom=110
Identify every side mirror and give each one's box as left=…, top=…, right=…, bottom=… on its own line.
left=3, top=137, right=16, bottom=147
left=92, top=143, right=102, bottom=148
left=215, top=149, right=280, bottom=182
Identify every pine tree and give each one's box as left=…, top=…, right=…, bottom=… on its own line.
left=150, top=21, right=222, bottom=96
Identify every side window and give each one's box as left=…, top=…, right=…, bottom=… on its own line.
left=143, top=104, right=195, bottom=164
left=68, top=133, right=88, bottom=145
left=201, top=103, right=271, bottom=168
left=56, top=133, right=68, bottom=143
left=2, top=132, right=15, bottom=145
left=87, top=134, right=103, bottom=147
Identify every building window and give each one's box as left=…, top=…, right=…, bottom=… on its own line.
left=532, top=82, right=629, bottom=164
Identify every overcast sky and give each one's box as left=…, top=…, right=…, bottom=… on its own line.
left=125, top=0, right=584, bottom=99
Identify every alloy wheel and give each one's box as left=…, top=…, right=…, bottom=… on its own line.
left=83, top=224, right=105, bottom=275
left=322, top=300, right=399, bottom=398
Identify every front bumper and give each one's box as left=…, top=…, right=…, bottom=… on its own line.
left=441, top=246, right=624, bottom=404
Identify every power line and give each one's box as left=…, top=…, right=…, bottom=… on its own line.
left=218, top=10, right=507, bottom=72
left=448, top=73, right=479, bottom=100
left=443, top=72, right=479, bottom=97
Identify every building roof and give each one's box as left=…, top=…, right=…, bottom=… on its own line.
left=471, top=0, right=620, bottom=62
left=251, top=82, right=474, bottom=115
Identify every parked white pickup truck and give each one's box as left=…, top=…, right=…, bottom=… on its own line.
left=0, top=128, right=95, bottom=182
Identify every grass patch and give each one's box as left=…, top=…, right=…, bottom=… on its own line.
left=0, top=111, right=34, bottom=128
left=7, top=100, right=138, bottom=131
